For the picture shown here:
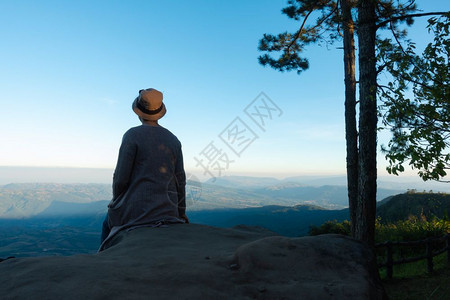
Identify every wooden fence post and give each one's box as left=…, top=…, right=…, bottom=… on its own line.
left=426, top=238, right=433, bottom=274
left=386, top=242, right=393, bottom=279
left=378, top=234, right=449, bottom=280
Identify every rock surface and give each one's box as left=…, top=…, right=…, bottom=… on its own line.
left=0, top=223, right=386, bottom=299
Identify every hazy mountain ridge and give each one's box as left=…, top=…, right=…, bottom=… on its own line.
left=254, top=184, right=350, bottom=209
left=205, top=175, right=349, bottom=188
left=0, top=176, right=406, bottom=218
left=200, top=180, right=401, bottom=210
left=0, top=183, right=111, bottom=218
left=207, top=175, right=450, bottom=192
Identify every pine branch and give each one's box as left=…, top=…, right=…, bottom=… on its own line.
left=377, top=11, right=449, bottom=28
left=287, top=10, right=313, bottom=52
left=311, top=5, right=340, bottom=32
left=287, top=5, right=339, bottom=52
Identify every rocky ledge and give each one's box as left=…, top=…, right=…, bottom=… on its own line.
left=0, top=223, right=386, bottom=299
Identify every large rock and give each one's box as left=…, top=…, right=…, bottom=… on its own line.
left=0, top=224, right=386, bottom=299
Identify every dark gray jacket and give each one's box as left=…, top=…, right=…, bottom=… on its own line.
left=107, top=124, right=186, bottom=230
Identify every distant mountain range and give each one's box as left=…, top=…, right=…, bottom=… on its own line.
left=191, top=175, right=403, bottom=211
left=0, top=183, right=111, bottom=218
left=0, top=177, right=404, bottom=218
left=3, top=174, right=449, bottom=220
left=205, top=175, right=450, bottom=192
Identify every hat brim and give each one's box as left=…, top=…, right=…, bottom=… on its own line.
left=132, top=98, right=166, bottom=121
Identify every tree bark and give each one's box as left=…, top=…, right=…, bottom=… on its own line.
left=356, top=0, right=378, bottom=246
left=341, top=0, right=358, bottom=238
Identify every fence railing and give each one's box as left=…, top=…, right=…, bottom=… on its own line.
left=375, top=233, right=450, bottom=279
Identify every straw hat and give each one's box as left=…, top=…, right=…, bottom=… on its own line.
left=132, top=88, right=166, bottom=121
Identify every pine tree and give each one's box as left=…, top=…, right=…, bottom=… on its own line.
left=258, top=0, right=448, bottom=245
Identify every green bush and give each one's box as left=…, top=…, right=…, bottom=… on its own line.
left=309, top=219, right=351, bottom=236
left=375, top=215, right=449, bottom=243
left=309, top=216, right=449, bottom=242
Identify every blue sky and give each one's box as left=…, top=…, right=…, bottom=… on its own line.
left=0, top=0, right=448, bottom=181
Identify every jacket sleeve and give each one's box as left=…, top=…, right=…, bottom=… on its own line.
left=112, top=132, right=137, bottom=201
left=175, top=145, right=186, bottom=216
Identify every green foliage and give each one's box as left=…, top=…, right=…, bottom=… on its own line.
left=309, top=216, right=449, bottom=242
left=379, top=14, right=450, bottom=182
left=309, top=219, right=351, bottom=236
left=375, top=216, right=449, bottom=243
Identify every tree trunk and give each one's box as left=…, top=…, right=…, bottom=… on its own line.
left=342, top=0, right=358, bottom=238
left=356, top=0, right=377, bottom=246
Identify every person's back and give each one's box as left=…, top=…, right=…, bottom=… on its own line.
left=108, top=124, right=185, bottom=226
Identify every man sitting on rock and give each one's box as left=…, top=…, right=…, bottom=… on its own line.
left=100, top=88, right=188, bottom=248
